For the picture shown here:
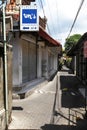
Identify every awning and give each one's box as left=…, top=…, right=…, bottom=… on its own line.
left=38, top=27, right=61, bottom=46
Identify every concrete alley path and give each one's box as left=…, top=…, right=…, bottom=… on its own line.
left=46, top=67, right=87, bottom=130
left=8, top=67, right=87, bottom=130
left=8, top=75, right=57, bottom=130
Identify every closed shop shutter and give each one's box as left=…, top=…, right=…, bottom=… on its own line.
left=22, top=41, right=36, bottom=82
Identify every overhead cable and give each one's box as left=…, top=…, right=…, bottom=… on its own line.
left=39, top=0, right=45, bottom=17
left=55, top=0, right=61, bottom=34
left=46, top=0, right=57, bottom=36
left=67, top=0, right=85, bottom=38
left=38, top=0, right=51, bottom=34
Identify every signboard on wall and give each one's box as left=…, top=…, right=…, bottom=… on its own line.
left=84, top=41, right=87, bottom=58
left=20, top=5, right=39, bottom=31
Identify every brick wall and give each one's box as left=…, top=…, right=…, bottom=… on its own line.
left=39, top=16, right=47, bottom=30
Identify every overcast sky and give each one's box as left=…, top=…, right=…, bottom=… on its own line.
left=36, top=0, right=87, bottom=47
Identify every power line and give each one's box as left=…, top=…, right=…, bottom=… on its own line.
left=55, top=0, right=60, bottom=33
left=46, top=23, right=51, bottom=35
left=38, top=0, right=61, bottom=38
left=46, top=0, right=57, bottom=36
left=38, top=0, right=51, bottom=34
left=67, top=0, right=85, bottom=38
left=39, top=0, right=45, bottom=17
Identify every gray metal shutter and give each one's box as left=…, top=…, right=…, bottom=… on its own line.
left=28, top=43, right=36, bottom=80
left=22, top=42, right=36, bottom=83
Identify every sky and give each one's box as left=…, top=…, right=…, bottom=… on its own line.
left=0, top=0, right=86, bottom=47
left=36, top=0, right=87, bottom=47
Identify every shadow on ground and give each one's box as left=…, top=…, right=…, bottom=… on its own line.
left=41, top=121, right=87, bottom=130
left=60, top=75, right=85, bottom=108
left=41, top=70, right=87, bottom=130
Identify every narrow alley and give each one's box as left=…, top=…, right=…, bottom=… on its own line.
left=8, top=66, right=87, bottom=130
left=1, top=1, right=87, bottom=130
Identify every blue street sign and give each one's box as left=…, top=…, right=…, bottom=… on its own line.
left=20, top=5, right=39, bottom=31
left=22, top=9, right=37, bottom=24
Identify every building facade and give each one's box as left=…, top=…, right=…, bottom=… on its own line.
left=0, top=0, right=62, bottom=128
left=12, top=27, right=61, bottom=93
left=67, top=32, right=87, bottom=85
left=5, top=0, right=62, bottom=96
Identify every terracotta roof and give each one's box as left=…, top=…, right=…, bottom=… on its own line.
left=38, top=27, right=61, bottom=46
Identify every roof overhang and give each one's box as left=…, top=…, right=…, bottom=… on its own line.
left=67, top=32, right=87, bottom=56
left=38, top=27, right=61, bottom=47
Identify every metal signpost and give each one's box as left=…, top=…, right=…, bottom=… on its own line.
left=20, top=4, right=39, bottom=31
left=0, top=2, right=8, bottom=128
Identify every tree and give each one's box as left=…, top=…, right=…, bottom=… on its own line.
left=64, top=34, right=81, bottom=52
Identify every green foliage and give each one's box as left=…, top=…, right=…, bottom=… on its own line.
left=66, top=57, right=72, bottom=67
left=64, top=34, right=81, bottom=52
left=58, top=58, right=64, bottom=70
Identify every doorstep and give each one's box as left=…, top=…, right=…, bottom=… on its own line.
left=12, top=77, right=48, bottom=99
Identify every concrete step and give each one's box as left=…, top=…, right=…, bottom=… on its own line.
left=13, top=78, right=48, bottom=99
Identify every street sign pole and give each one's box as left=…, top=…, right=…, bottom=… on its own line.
left=2, top=3, right=9, bottom=128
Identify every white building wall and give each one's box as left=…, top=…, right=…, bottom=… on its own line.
left=54, top=55, right=58, bottom=71
left=37, top=44, right=42, bottom=78
left=13, top=33, right=22, bottom=87
left=13, top=33, right=37, bottom=87
left=18, top=39, right=22, bottom=84
left=12, top=32, right=60, bottom=87
left=21, top=39, right=36, bottom=82
left=42, top=46, right=49, bottom=78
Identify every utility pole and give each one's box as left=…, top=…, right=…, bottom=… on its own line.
left=1, top=1, right=9, bottom=128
